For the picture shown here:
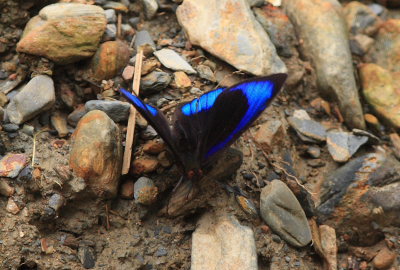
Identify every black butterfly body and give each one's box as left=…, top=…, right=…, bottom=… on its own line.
left=120, top=73, right=287, bottom=183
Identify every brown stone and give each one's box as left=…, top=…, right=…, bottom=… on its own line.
left=16, top=3, right=106, bottom=64
left=171, top=71, right=192, bottom=91
left=6, top=198, right=20, bottom=215
left=120, top=180, right=134, bottom=199
left=91, top=40, right=130, bottom=81
left=132, top=158, right=159, bottom=175
left=254, top=119, right=284, bottom=152
left=60, top=83, right=77, bottom=108
left=157, top=151, right=172, bottom=168
left=51, top=111, right=69, bottom=137
left=143, top=140, right=165, bottom=155
left=141, top=58, right=160, bottom=75
left=373, top=247, right=396, bottom=270
left=0, top=179, right=15, bottom=197
left=122, top=65, right=134, bottom=81
left=320, top=225, right=337, bottom=270
left=69, top=110, right=122, bottom=198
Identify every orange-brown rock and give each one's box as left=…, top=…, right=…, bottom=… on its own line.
left=16, top=3, right=106, bottom=64
left=132, top=158, right=159, bottom=175
left=69, top=110, right=122, bottom=198
left=372, top=247, right=396, bottom=270
left=143, top=140, right=165, bottom=155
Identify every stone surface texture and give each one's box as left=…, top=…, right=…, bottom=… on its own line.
left=176, top=0, right=286, bottom=76
left=283, top=0, right=365, bottom=129
left=69, top=110, right=122, bottom=198
left=17, top=3, right=106, bottom=64
left=191, top=213, right=257, bottom=270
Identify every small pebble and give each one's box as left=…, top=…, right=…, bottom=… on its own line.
left=134, top=176, right=158, bottom=205
left=306, top=146, right=320, bottom=158
left=2, top=123, right=19, bottom=132
left=155, top=246, right=167, bottom=257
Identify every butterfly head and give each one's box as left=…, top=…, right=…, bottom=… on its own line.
left=186, top=168, right=203, bottom=181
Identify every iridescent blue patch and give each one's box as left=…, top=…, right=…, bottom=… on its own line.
left=120, top=88, right=158, bottom=116
left=181, top=88, right=224, bottom=116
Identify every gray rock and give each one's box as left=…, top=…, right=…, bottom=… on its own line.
left=78, top=246, right=96, bottom=269
left=287, top=116, right=327, bottom=142
left=192, top=213, right=257, bottom=270
left=85, top=100, right=130, bottom=122
left=177, top=0, right=286, bottom=76
left=140, top=71, right=171, bottom=95
left=141, top=125, right=158, bottom=140
left=141, top=0, right=158, bottom=19
left=307, top=146, right=321, bottom=159
left=134, top=30, right=156, bottom=55
left=104, top=24, right=117, bottom=40
left=68, top=104, right=87, bottom=127
left=155, top=246, right=167, bottom=257
left=104, top=9, right=116, bottom=23
left=48, top=193, right=65, bottom=212
left=128, top=17, right=140, bottom=28
left=6, top=75, right=55, bottom=124
left=260, top=180, right=312, bottom=247
left=2, top=123, right=19, bottom=132
left=197, top=65, right=216, bottom=82
left=154, top=49, right=196, bottom=74
left=350, top=34, right=374, bottom=56
left=326, top=131, right=368, bottom=162
left=343, top=1, right=380, bottom=36
left=0, top=78, right=22, bottom=94
left=283, top=0, right=365, bottom=129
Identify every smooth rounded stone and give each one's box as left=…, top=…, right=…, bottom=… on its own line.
left=141, top=0, right=158, bottom=19
left=196, top=65, right=216, bottom=82
left=16, top=3, right=106, bottom=64
left=122, top=65, right=134, bottom=81
left=191, top=213, right=257, bottom=270
left=253, top=5, right=297, bottom=58
left=141, top=125, right=157, bottom=139
left=132, top=158, right=159, bottom=175
left=254, top=119, right=285, bottom=153
left=0, top=179, right=15, bottom=196
left=0, top=153, right=27, bottom=178
left=6, top=75, right=55, bottom=124
left=287, top=116, right=327, bottom=142
left=260, top=180, right=312, bottom=247
left=103, top=1, right=129, bottom=12
left=69, top=110, right=122, bottom=198
left=85, top=100, right=130, bottom=122
left=140, top=71, right=171, bottom=95
left=51, top=111, right=69, bottom=137
left=67, top=104, right=87, bottom=127
left=134, top=30, right=156, bottom=55
left=307, top=146, right=321, bottom=159
left=343, top=1, right=381, bottom=36
left=154, top=49, right=196, bottom=74
left=177, top=0, right=286, bottom=76
left=283, top=0, right=365, bottom=129
left=2, top=123, right=19, bottom=132
left=326, top=131, right=368, bottom=163
left=134, top=176, right=158, bottom=205
left=372, top=247, right=396, bottom=270
left=90, top=40, right=130, bottom=81
left=104, top=9, right=116, bottom=23
left=360, top=63, right=400, bottom=128
left=142, top=139, right=165, bottom=154
left=350, top=34, right=374, bottom=56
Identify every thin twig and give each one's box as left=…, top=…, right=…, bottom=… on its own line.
left=122, top=48, right=144, bottom=174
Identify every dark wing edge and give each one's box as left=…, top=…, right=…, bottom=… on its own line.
left=119, top=88, right=183, bottom=167
left=204, top=73, right=287, bottom=159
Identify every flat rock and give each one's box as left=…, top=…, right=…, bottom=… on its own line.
left=154, top=49, right=196, bottom=74
left=141, top=0, right=158, bottom=19
left=0, top=153, right=27, bottom=178
left=134, top=30, right=156, bottom=55
left=192, top=213, right=257, bottom=270
left=85, top=100, right=130, bottom=122
left=283, top=0, right=365, bottom=129
left=177, top=0, right=286, bottom=76
left=260, top=180, right=312, bottom=247
left=6, top=75, right=55, bottom=124
left=69, top=110, right=122, bottom=198
left=343, top=1, right=380, bottom=36
left=254, top=119, right=285, bottom=152
left=360, top=63, right=400, bottom=128
left=67, top=104, right=87, bottom=127
left=17, top=3, right=106, bottom=64
left=140, top=71, right=171, bottom=95
left=326, top=131, right=368, bottom=162
left=287, top=116, right=327, bottom=142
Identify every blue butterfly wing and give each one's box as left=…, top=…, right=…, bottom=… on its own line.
left=173, top=73, right=287, bottom=164
left=120, top=88, right=183, bottom=167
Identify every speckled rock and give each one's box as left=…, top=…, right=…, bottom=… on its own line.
left=140, top=71, right=171, bottom=95
left=177, top=0, right=286, bottom=76
left=85, top=100, right=130, bottom=122
left=134, top=177, right=158, bottom=205
left=283, top=0, right=365, bottom=129
left=326, top=131, right=368, bottom=162
left=192, top=213, right=257, bottom=270
left=343, top=1, right=381, bottom=36
left=260, top=180, right=311, bottom=247
left=6, top=75, right=55, bottom=124
left=17, top=3, right=106, bottom=64
left=69, top=110, right=122, bottom=198
left=91, top=40, right=130, bottom=81
left=0, top=153, right=27, bottom=178
left=360, top=63, right=400, bottom=128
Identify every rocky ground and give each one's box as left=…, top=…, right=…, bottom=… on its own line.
left=0, top=0, right=400, bottom=269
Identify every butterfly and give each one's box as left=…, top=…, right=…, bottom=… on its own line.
left=120, top=73, right=287, bottom=190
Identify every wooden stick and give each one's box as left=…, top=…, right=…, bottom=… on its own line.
left=122, top=48, right=144, bottom=174
left=117, top=13, right=122, bottom=39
